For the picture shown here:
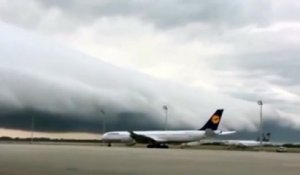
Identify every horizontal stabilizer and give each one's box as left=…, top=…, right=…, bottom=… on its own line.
left=218, top=130, right=237, bottom=135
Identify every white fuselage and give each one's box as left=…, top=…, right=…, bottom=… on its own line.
left=102, top=130, right=210, bottom=144
left=225, top=140, right=261, bottom=147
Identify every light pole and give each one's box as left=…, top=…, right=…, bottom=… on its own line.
left=101, top=109, right=106, bottom=134
left=163, top=105, right=168, bottom=130
left=30, top=115, right=34, bottom=143
left=257, top=100, right=263, bottom=147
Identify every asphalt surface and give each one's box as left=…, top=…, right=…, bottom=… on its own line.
left=0, top=144, right=299, bottom=175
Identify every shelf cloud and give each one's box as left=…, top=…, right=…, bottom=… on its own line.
left=0, top=1, right=300, bottom=141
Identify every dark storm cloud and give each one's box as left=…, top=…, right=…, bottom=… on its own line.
left=221, top=119, right=300, bottom=142
left=0, top=0, right=275, bottom=30
left=34, top=0, right=272, bottom=28
left=212, top=50, right=300, bottom=85
left=0, top=108, right=166, bottom=133
left=1, top=21, right=255, bottom=133
left=1, top=1, right=300, bottom=141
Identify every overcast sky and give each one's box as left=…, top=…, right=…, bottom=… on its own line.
left=0, top=0, right=300, bottom=138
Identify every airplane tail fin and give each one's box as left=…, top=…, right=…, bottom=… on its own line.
left=263, top=132, right=271, bottom=142
left=199, top=109, right=224, bottom=131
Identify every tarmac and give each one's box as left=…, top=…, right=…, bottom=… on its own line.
left=0, top=144, right=299, bottom=175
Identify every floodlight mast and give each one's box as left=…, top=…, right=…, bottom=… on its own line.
left=257, top=100, right=263, bottom=147
left=163, top=105, right=168, bottom=130
left=101, top=109, right=106, bottom=134
left=30, top=115, right=34, bottom=144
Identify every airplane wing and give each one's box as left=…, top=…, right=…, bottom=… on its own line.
left=129, top=131, right=166, bottom=144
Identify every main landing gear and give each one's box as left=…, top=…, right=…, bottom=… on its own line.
left=147, top=144, right=169, bottom=149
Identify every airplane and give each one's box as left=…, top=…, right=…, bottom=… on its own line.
left=101, top=109, right=236, bottom=148
left=223, top=132, right=272, bottom=148
left=225, top=140, right=262, bottom=148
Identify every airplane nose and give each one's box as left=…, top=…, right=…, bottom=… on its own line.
left=101, top=133, right=108, bottom=141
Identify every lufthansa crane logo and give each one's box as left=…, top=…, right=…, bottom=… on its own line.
left=211, top=115, right=220, bottom=124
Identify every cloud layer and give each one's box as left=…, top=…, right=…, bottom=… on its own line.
left=0, top=1, right=300, bottom=138
left=0, top=21, right=264, bottom=132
